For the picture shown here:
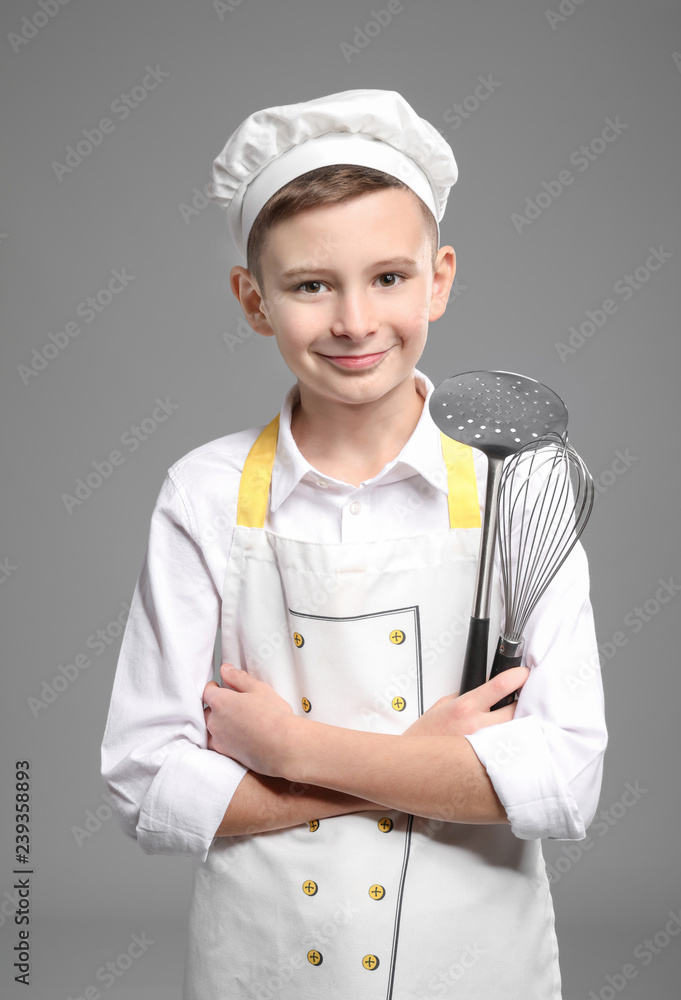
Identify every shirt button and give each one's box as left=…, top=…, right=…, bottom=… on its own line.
left=302, top=880, right=318, bottom=896
left=369, top=884, right=385, bottom=900
left=378, top=817, right=393, bottom=833
left=316, top=478, right=329, bottom=488
left=362, top=954, right=380, bottom=970
left=391, top=696, right=407, bottom=712
left=349, top=501, right=362, bottom=515
left=307, top=950, right=323, bottom=966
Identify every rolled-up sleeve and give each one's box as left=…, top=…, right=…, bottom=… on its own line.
left=465, top=537, right=608, bottom=842
left=100, top=472, right=248, bottom=861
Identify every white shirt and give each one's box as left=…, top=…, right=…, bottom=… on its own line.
left=101, top=371, right=607, bottom=863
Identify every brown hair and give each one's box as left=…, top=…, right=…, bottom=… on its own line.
left=246, top=163, right=439, bottom=294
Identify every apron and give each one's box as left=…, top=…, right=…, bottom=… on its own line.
left=183, top=415, right=561, bottom=1000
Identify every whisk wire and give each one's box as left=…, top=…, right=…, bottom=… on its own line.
left=496, top=433, right=595, bottom=643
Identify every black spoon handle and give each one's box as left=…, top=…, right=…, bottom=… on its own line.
left=489, top=636, right=524, bottom=710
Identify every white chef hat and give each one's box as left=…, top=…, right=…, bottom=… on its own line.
left=207, top=89, right=458, bottom=259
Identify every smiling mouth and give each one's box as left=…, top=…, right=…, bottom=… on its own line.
left=321, top=350, right=390, bottom=369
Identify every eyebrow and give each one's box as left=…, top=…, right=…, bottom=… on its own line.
left=279, top=256, right=420, bottom=280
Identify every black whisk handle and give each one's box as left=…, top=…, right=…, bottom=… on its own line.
left=489, top=636, right=524, bottom=710
left=458, top=617, right=490, bottom=695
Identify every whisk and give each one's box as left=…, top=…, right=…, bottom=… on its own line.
left=488, top=432, right=595, bottom=710
left=429, top=371, right=568, bottom=695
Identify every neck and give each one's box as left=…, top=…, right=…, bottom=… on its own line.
left=290, top=375, right=425, bottom=486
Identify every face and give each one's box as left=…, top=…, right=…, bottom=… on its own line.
left=231, top=187, right=456, bottom=415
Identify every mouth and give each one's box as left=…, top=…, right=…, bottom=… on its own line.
left=320, top=350, right=390, bottom=370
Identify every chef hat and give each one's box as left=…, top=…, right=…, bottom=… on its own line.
left=207, top=89, right=458, bottom=259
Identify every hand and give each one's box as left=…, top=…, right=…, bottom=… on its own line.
left=402, top=666, right=530, bottom=741
left=202, top=665, right=297, bottom=776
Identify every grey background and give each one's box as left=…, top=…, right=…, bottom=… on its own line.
left=1, top=0, right=680, bottom=996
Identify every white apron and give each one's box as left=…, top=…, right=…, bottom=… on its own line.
left=183, top=415, right=561, bottom=1000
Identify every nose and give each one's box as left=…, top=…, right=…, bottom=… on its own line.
left=329, top=289, right=378, bottom=341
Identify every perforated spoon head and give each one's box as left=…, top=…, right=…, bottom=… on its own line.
left=429, top=370, right=568, bottom=460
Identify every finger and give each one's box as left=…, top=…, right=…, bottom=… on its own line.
left=202, top=680, right=220, bottom=706
left=476, top=666, right=530, bottom=710
left=486, top=702, right=517, bottom=725
left=220, top=664, right=255, bottom=691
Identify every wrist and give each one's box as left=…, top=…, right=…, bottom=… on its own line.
left=278, top=714, right=309, bottom=782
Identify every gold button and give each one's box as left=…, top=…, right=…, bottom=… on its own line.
left=389, top=629, right=405, bottom=644
left=307, top=950, right=323, bottom=966
left=293, top=632, right=304, bottom=648
left=302, top=697, right=311, bottom=713
left=369, top=884, right=385, bottom=900
left=391, top=696, right=406, bottom=712
left=377, top=817, right=393, bottom=833
left=362, top=954, right=380, bottom=970
left=302, top=880, right=318, bottom=896
left=308, top=819, right=320, bottom=833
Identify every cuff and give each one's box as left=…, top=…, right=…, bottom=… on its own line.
left=464, top=715, right=585, bottom=841
left=136, top=742, right=248, bottom=861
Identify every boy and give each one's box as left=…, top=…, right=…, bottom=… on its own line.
left=101, top=89, right=607, bottom=999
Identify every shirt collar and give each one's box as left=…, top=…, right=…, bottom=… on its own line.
left=270, top=369, right=450, bottom=512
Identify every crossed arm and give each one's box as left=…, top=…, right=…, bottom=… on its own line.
left=203, top=664, right=530, bottom=837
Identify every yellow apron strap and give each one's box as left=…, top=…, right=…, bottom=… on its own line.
left=440, top=433, right=481, bottom=529
left=236, top=414, right=480, bottom=531
left=236, top=414, right=280, bottom=529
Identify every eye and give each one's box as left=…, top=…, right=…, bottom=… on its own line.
left=295, top=280, right=326, bottom=294
left=376, top=273, right=404, bottom=287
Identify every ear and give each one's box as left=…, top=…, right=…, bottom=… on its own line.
left=428, top=247, right=456, bottom=322
left=229, top=265, right=276, bottom=337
